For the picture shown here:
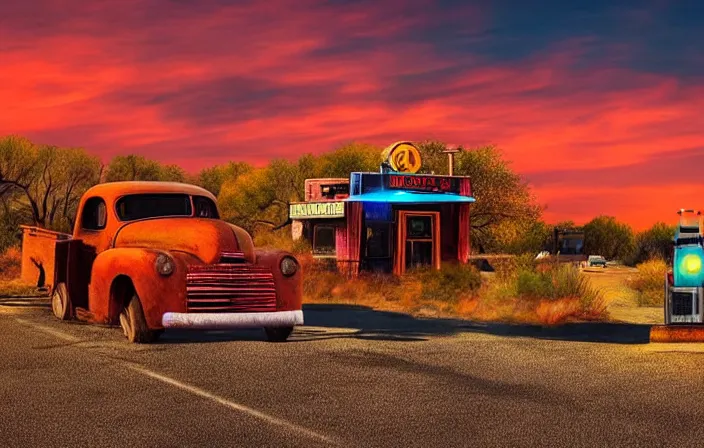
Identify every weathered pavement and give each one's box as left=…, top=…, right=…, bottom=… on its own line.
left=2, top=301, right=704, bottom=448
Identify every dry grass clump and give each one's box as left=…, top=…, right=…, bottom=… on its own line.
left=0, top=246, right=41, bottom=297
left=628, top=258, right=667, bottom=307
left=467, top=261, right=608, bottom=324
left=302, top=256, right=609, bottom=325
left=0, top=246, right=21, bottom=280
left=253, top=229, right=311, bottom=255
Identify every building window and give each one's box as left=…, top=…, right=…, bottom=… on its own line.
left=313, top=225, right=337, bottom=257
left=81, top=197, right=107, bottom=230
left=366, top=223, right=392, bottom=258
left=404, top=214, right=436, bottom=270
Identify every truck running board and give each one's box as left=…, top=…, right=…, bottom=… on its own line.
left=650, top=325, right=704, bottom=343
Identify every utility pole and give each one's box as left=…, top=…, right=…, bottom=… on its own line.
left=442, top=145, right=461, bottom=176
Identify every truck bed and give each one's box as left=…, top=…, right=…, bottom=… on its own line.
left=20, top=225, right=72, bottom=290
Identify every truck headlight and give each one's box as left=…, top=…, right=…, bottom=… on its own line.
left=683, top=254, right=702, bottom=274
left=155, top=253, right=174, bottom=276
left=280, top=256, right=298, bottom=277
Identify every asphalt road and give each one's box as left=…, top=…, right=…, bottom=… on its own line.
left=2, top=300, right=704, bottom=448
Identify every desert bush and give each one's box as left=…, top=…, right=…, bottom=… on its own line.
left=516, top=270, right=552, bottom=298
left=477, top=262, right=607, bottom=324
left=412, top=263, right=482, bottom=303
left=0, top=246, right=21, bottom=280
left=252, top=228, right=311, bottom=255
left=629, top=258, right=667, bottom=306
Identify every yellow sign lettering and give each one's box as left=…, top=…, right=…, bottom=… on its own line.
left=381, top=141, right=422, bottom=174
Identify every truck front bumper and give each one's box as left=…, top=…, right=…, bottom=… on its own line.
left=162, top=310, right=304, bottom=330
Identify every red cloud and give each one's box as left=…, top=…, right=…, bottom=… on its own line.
left=0, top=0, right=701, bottom=228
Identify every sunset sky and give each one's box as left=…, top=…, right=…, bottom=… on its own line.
left=1, top=0, right=702, bottom=229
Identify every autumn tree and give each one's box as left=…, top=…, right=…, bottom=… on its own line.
left=583, top=215, right=636, bottom=261
left=485, top=219, right=553, bottom=255
left=104, top=154, right=186, bottom=183
left=197, top=162, right=253, bottom=196
left=217, top=143, right=383, bottom=234
left=315, top=142, right=382, bottom=177
left=415, top=141, right=543, bottom=253
left=634, top=222, right=676, bottom=264
left=415, top=140, right=463, bottom=175
left=218, top=158, right=316, bottom=233
left=0, top=135, right=102, bottom=232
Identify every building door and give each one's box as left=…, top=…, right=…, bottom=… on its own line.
left=394, top=211, right=441, bottom=275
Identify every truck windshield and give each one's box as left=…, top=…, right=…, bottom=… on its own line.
left=116, top=194, right=193, bottom=221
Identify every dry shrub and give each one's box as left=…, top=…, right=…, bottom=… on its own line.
left=628, top=258, right=667, bottom=306
left=535, top=298, right=583, bottom=325
left=0, top=246, right=21, bottom=280
left=253, top=229, right=311, bottom=255
left=411, top=263, right=482, bottom=302
left=0, top=246, right=46, bottom=297
left=0, top=279, right=39, bottom=297
left=303, top=262, right=481, bottom=316
left=467, top=262, right=608, bottom=325
left=299, top=249, right=608, bottom=325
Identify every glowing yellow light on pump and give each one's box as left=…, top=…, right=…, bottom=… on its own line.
left=683, top=254, right=702, bottom=274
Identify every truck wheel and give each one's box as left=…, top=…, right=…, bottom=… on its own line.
left=264, top=326, right=293, bottom=342
left=119, top=295, right=158, bottom=344
left=51, top=283, right=72, bottom=321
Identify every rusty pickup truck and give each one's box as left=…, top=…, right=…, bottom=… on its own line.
left=20, top=181, right=303, bottom=343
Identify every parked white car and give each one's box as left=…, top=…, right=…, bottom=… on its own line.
left=588, top=255, right=608, bottom=267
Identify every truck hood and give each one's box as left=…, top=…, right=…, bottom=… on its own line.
left=113, top=218, right=241, bottom=265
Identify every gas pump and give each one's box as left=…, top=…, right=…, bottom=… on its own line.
left=650, top=210, right=704, bottom=342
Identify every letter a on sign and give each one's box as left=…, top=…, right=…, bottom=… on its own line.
left=381, top=141, right=422, bottom=174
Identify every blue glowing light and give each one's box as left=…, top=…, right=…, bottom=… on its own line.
left=346, top=190, right=475, bottom=204
left=674, top=245, right=704, bottom=287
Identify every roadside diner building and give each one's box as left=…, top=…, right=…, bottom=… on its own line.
left=289, top=142, right=475, bottom=276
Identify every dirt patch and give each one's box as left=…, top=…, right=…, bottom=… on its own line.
left=582, top=268, right=662, bottom=325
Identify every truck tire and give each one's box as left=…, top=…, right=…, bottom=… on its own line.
left=264, top=326, right=293, bottom=342
left=119, top=294, right=159, bottom=344
left=51, top=283, right=72, bottom=321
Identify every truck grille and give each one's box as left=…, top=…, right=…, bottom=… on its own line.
left=672, top=292, right=697, bottom=316
left=186, top=263, right=277, bottom=313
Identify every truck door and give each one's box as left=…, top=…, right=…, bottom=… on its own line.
left=54, top=239, right=90, bottom=310
left=71, top=196, right=108, bottom=309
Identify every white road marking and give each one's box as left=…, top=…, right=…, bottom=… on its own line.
left=13, top=317, right=342, bottom=447
left=125, top=363, right=341, bottom=446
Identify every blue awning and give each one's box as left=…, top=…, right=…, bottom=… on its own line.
left=346, top=190, right=475, bottom=204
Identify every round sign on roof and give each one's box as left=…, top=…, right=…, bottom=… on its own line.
left=381, top=141, right=422, bottom=173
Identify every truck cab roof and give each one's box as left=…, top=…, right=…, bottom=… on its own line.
left=83, top=182, right=216, bottom=203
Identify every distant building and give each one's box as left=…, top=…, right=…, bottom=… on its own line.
left=289, top=142, right=476, bottom=276
left=549, top=226, right=587, bottom=264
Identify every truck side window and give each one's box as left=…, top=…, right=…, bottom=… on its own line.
left=82, top=197, right=107, bottom=230
left=193, top=196, right=220, bottom=219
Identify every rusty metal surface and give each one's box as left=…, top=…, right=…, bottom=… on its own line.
left=254, top=249, right=303, bottom=312
left=19, top=226, right=71, bottom=289
left=88, top=247, right=190, bottom=327
left=113, top=217, right=241, bottom=265
left=649, top=325, right=704, bottom=342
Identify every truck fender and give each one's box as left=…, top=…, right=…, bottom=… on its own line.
left=89, top=248, right=192, bottom=328
left=254, top=249, right=303, bottom=312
